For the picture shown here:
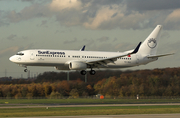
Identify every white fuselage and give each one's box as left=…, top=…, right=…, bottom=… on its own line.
left=9, top=49, right=157, bottom=70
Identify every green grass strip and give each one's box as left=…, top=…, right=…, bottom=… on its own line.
left=0, top=105, right=180, bottom=117
left=0, top=98, right=180, bottom=104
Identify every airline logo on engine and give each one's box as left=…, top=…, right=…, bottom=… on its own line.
left=38, top=51, right=65, bottom=55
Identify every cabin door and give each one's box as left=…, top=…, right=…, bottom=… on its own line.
left=30, top=52, right=35, bottom=60
left=136, top=55, right=139, bottom=64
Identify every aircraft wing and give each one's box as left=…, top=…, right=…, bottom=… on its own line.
left=86, top=42, right=141, bottom=67
left=147, top=53, right=174, bottom=58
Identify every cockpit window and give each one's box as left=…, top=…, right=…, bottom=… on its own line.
left=16, top=52, right=24, bottom=56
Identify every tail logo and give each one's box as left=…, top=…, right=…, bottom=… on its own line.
left=147, top=38, right=157, bottom=48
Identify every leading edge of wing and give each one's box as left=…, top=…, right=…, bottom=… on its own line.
left=86, top=42, right=142, bottom=65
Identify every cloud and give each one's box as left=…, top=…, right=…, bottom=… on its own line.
left=83, top=5, right=124, bottom=29
left=0, top=44, right=35, bottom=57
left=49, top=0, right=82, bottom=11
left=21, top=0, right=36, bottom=2
left=21, top=0, right=47, bottom=4
left=63, top=38, right=78, bottom=44
left=125, top=0, right=180, bottom=11
left=82, top=38, right=95, bottom=47
left=4, top=0, right=180, bottom=30
left=0, top=10, right=9, bottom=27
left=0, top=46, right=19, bottom=57
left=166, top=9, right=180, bottom=21
left=7, top=4, right=49, bottom=23
left=22, top=36, right=28, bottom=40
left=160, top=31, right=170, bottom=39
left=114, top=42, right=135, bottom=51
left=97, top=36, right=109, bottom=42
left=37, top=20, right=48, bottom=27
left=7, top=34, right=17, bottom=40
left=164, top=9, right=180, bottom=29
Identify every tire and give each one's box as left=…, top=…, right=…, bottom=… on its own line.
left=81, top=70, right=86, bottom=75
left=24, top=69, right=28, bottom=72
left=90, top=70, right=96, bottom=75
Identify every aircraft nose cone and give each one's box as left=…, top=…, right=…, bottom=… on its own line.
left=9, top=56, right=15, bottom=62
left=9, top=56, right=12, bottom=61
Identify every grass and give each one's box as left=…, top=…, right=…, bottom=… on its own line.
left=0, top=98, right=179, bottom=117
left=0, top=98, right=180, bottom=104
left=0, top=105, right=180, bottom=117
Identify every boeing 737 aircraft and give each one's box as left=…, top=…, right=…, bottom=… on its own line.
left=9, top=25, right=173, bottom=75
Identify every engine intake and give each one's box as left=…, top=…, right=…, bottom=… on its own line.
left=69, top=61, right=87, bottom=70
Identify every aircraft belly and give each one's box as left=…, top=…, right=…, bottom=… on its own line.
left=102, top=65, right=132, bottom=68
left=96, top=58, right=138, bottom=69
left=19, top=62, right=63, bottom=66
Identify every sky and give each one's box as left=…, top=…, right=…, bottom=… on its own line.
left=0, top=0, right=180, bottom=78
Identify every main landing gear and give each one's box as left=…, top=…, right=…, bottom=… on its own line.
left=89, top=70, right=96, bottom=75
left=81, top=70, right=86, bottom=75
left=80, top=69, right=96, bottom=75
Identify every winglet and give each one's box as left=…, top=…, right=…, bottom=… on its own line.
left=129, top=42, right=141, bottom=54
left=80, top=45, right=86, bottom=51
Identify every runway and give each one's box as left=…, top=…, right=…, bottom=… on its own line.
left=11, top=114, right=180, bottom=118
left=1, top=103, right=180, bottom=118
left=0, top=103, right=180, bottom=109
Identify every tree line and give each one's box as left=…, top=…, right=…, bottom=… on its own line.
left=0, top=79, right=95, bottom=98
left=0, top=67, right=180, bottom=98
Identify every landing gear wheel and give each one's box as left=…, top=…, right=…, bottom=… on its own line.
left=81, top=70, right=87, bottom=75
left=90, top=70, right=96, bottom=75
left=24, top=69, right=28, bottom=72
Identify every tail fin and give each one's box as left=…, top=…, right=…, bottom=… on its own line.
left=138, top=25, right=162, bottom=55
left=80, top=45, right=86, bottom=51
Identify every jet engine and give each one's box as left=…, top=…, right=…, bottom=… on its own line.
left=69, top=61, right=87, bottom=70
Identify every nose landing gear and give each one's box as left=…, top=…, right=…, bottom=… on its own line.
left=24, top=68, right=28, bottom=72
left=24, top=66, right=28, bottom=72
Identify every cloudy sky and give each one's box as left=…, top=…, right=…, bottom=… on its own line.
left=0, top=0, right=179, bottom=78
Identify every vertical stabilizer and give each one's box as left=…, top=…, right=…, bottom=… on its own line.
left=138, top=25, right=162, bottom=55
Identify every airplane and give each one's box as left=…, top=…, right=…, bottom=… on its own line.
left=9, top=25, right=174, bottom=75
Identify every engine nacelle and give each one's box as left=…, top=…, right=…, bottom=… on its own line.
left=69, top=61, right=87, bottom=70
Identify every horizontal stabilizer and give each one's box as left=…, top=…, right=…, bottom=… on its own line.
left=147, top=53, right=174, bottom=58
